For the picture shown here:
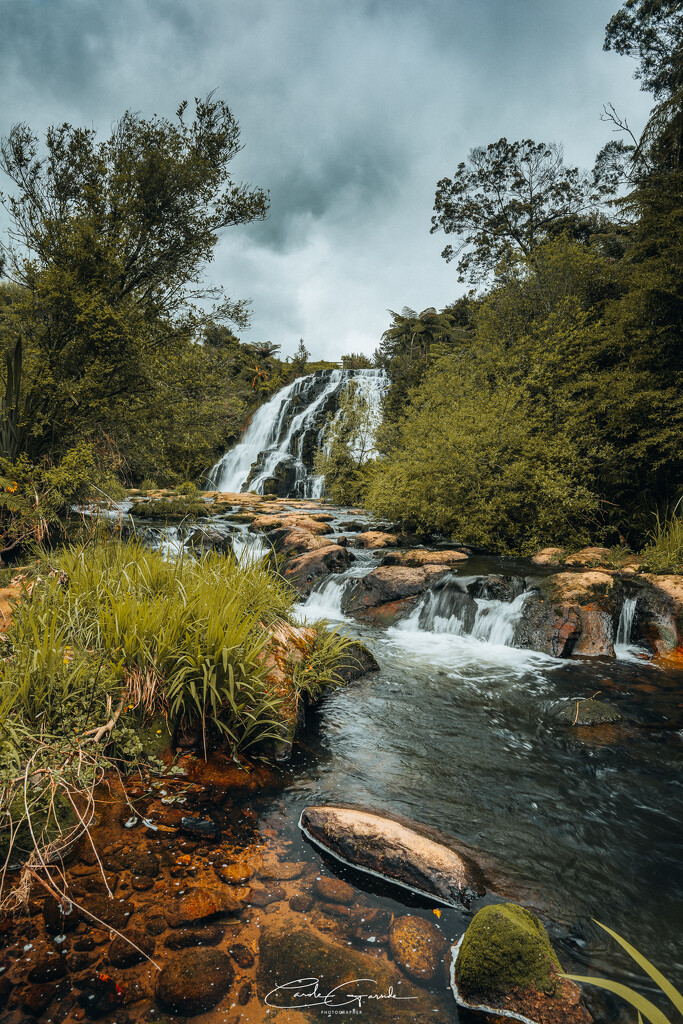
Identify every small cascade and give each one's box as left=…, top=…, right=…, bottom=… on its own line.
left=398, top=576, right=529, bottom=648
left=615, top=594, right=646, bottom=661
left=208, top=368, right=388, bottom=497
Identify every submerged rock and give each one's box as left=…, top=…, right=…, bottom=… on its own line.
left=257, top=915, right=451, bottom=1023
left=389, top=915, right=446, bottom=983
left=157, top=947, right=233, bottom=1015
left=300, top=805, right=486, bottom=907
left=452, top=903, right=591, bottom=1024
left=556, top=698, right=623, bottom=726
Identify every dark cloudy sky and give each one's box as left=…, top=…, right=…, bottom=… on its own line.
left=0, top=0, right=652, bottom=360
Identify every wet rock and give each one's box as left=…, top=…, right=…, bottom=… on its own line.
left=259, top=860, right=307, bottom=881
left=81, top=895, right=134, bottom=931
left=329, top=640, right=379, bottom=681
left=452, top=903, right=591, bottom=1024
left=27, top=955, right=67, bottom=983
left=215, top=860, right=255, bottom=885
left=383, top=548, right=468, bottom=567
left=157, top=948, right=234, bottom=1016
left=351, top=907, right=393, bottom=945
left=556, top=698, right=623, bottom=726
left=531, top=547, right=566, bottom=566
left=43, top=895, right=81, bottom=935
left=22, top=982, right=60, bottom=1017
left=258, top=916, right=450, bottom=1023
left=130, top=875, right=154, bottom=892
left=0, top=976, right=13, bottom=1012
left=108, top=930, right=154, bottom=968
left=353, top=595, right=419, bottom=627
left=283, top=545, right=351, bottom=594
left=301, top=805, right=486, bottom=907
left=289, top=893, right=314, bottom=913
left=515, top=571, right=620, bottom=658
left=144, top=915, right=167, bottom=936
left=636, top=575, right=683, bottom=664
left=237, top=979, right=252, bottom=1005
left=467, top=575, right=522, bottom=602
left=73, top=936, right=95, bottom=952
left=124, top=847, right=159, bottom=876
left=320, top=901, right=352, bottom=918
left=353, top=531, right=398, bottom=549
left=165, top=886, right=243, bottom=927
left=164, top=923, right=225, bottom=949
left=343, top=565, right=450, bottom=614
left=76, top=972, right=123, bottom=1017
left=187, top=527, right=233, bottom=554
left=248, top=885, right=286, bottom=907
left=180, top=816, right=221, bottom=841
left=389, top=915, right=446, bottom=983
left=313, top=876, right=355, bottom=904
left=228, top=942, right=254, bottom=968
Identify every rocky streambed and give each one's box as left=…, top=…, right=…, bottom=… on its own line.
left=1, top=492, right=682, bottom=1022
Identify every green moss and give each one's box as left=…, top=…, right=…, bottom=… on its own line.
left=456, top=903, right=561, bottom=999
left=128, top=497, right=205, bottom=521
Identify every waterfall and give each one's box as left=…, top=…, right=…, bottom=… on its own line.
left=208, top=368, right=388, bottom=497
left=398, top=576, right=529, bottom=648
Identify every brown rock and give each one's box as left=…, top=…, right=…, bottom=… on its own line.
left=165, top=886, right=243, bottom=927
left=283, top=545, right=351, bottom=594
left=531, top=547, right=566, bottom=566
left=164, top=923, right=225, bottom=949
left=27, top=955, right=67, bottom=983
left=228, top=942, right=255, bottom=968
left=564, top=547, right=611, bottom=566
left=259, top=860, right=307, bottom=881
left=354, top=531, right=398, bottom=549
left=248, top=885, right=286, bottom=907
left=344, top=565, right=450, bottom=614
left=215, top=860, right=255, bottom=885
left=81, top=894, right=134, bottom=931
left=384, top=548, right=468, bottom=567
left=289, top=893, right=314, bottom=913
left=157, top=948, right=234, bottom=1015
left=389, top=915, right=446, bottom=982
left=238, top=979, right=252, bottom=1005
left=313, top=876, right=355, bottom=904
left=108, top=929, right=154, bottom=967
left=517, top=571, right=619, bottom=658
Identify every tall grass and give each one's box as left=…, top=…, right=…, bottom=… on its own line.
left=642, top=502, right=683, bottom=573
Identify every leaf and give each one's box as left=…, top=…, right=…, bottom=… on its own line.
left=560, top=976, right=671, bottom=1024
left=592, top=921, right=683, bottom=1016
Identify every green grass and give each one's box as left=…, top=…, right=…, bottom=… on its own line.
left=641, top=506, right=683, bottom=573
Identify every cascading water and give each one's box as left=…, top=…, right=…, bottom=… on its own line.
left=399, top=575, right=530, bottom=647
left=208, top=367, right=388, bottom=497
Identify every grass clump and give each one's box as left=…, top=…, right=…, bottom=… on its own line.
left=641, top=507, right=683, bottom=573
left=128, top=496, right=205, bottom=521
left=0, top=540, right=354, bottom=885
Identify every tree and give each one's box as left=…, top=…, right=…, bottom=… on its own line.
left=0, top=95, right=268, bottom=460
left=604, top=0, right=683, bottom=100
left=290, top=338, right=310, bottom=376
left=340, top=352, right=372, bottom=369
left=431, top=139, right=601, bottom=283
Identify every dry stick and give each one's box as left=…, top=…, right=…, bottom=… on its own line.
left=572, top=690, right=602, bottom=726
left=81, top=695, right=126, bottom=743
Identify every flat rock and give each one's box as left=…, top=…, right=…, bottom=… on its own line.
left=301, top=805, right=486, bottom=907
left=353, top=531, right=398, bottom=549
left=383, top=548, right=468, bottom=567
left=164, top=886, right=243, bottom=927
left=343, top=565, right=450, bottom=613
left=313, top=875, right=355, bottom=904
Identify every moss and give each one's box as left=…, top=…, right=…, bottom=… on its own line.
left=557, top=698, right=623, bottom=725
left=456, top=903, right=561, bottom=999
left=128, top=497, right=205, bottom=521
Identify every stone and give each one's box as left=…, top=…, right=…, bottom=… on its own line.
left=564, top=547, right=611, bottom=566
left=289, top=893, right=314, bottom=913
left=301, top=805, right=486, bottom=907
left=283, top=545, right=351, bottom=594
left=556, top=698, right=623, bottom=726
left=389, top=915, right=446, bottom=983
left=228, top=942, right=254, bottom=968
left=164, top=924, right=225, bottom=949
left=258, top=916, right=450, bottom=1023
left=108, top=930, right=154, bottom=968
left=259, top=860, right=307, bottom=881
left=515, top=571, right=620, bottom=658
left=131, top=875, right=154, bottom=891
left=343, top=565, right=450, bottom=614
left=453, top=903, right=591, bottom=1024
left=215, top=860, right=255, bottom=885
left=43, top=894, right=80, bottom=935
left=165, top=886, right=243, bottom=927
left=22, top=982, right=59, bottom=1017
left=237, top=979, right=252, bottom=1005
left=80, top=894, right=134, bottom=931
left=248, top=885, right=286, bottom=907
left=313, top=875, right=355, bottom=904
left=531, top=547, right=566, bottom=565
left=157, top=948, right=234, bottom=1016
left=180, top=816, right=221, bottom=841
left=27, top=955, right=67, bottom=983
left=636, top=575, right=683, bottom=664
left=383, top=548, right=468, bottom=567
left=144, top=915, right=167, bottom=936
left=329, top=641, right=379, bottom=681
left=353, top=530, right=398, bottom=549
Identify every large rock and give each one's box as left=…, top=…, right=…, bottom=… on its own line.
left=343, top=565, right=450, bottom=615
left=515, top=571, right=620, bottom=657
left=283, top=545, right=351, bottom=594
left=531, top=547, right=566, bottom=566
left=330, top=640, right=379, bottom=681
left=157, top=948, right=234, bottom=1015
left=268, top=526, right=335, bottom=555
left=353, top=531, right=398, bottom=549
left=300, top=805, right=486, bottom=907
left=257, top=916, right=451, bottom=1023
left=635, top=575, right=683, bottom=663
left=382, top=548, right=468, bottom=567
left=452, top=903, right=591, bottom=1024
left=164, top=886, right=243, bottom=927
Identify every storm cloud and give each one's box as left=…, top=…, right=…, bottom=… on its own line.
left=0, top=0, right=652, bottom=359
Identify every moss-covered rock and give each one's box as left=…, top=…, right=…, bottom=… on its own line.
left=128, top=498, right=205, bottom=521
left=455, top=903, right=561, bottom=999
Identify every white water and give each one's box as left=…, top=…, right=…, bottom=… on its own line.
left=208, top=368, right=388, bottom=497
left=615, top=595, right=646, bottom=662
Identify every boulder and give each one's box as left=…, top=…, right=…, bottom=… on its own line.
left=635, top=575, right=683, bottom=664
left=564, top=547, right=611, bottom=567
left=157, top=948, right=234, bottom=1015
left=330, top=640, right=379, bottom=681
left=186, top=527, right=233, bottom=555
left=452, top=903, right=591, bottom=1024
left=382, top=548, right=468, bottom=567
left=515, top=571, right=620, bottom=657
left=300, top=805, right=486, bottom=908
left=313, top=875, right=355, bottom=904
left=353, top=595, right=419, bottom=627
left=283, top=545, right=351, bottom=594
left=389, top=915, right=446, bottom=983
left=343, top=565, right=450, bottom=615
left=267, top=526, right=335, bottom=554
left=257, top=916, right=451, bottom=1023
left=531, top=547, right=566, bottom=566
left=353, top=531, right=399, bottom=549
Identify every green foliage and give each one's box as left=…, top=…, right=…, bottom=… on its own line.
left=127, top=496, right=205, bottom=521
left=289, top=338, right=310, bottom=377
left=314, top=382, right=381, bottom=506
left=341, top=352, right=373, bottom=369
left=641, top=505, right=683, bottom=573
left=561, top=920, right=683, bottom=1024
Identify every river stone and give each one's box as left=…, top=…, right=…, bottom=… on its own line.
left=157, top=948, right=233, bottom=1015
left=258, top=916, right=451, bottom=1023
left=452, top=903, right=591, bottom=1024
left=300, top=805, right=486, bottom=907
left=164, top=923, right=225, bottom=949
left=556, top=698, right=623, bottom=725
left=343, top=565, right=450, bottom=613
left=283, top=545, right=351, bottom=594
left=389, top=915, right=446, bottom=983
left=313, top=875, right=355, bottom=904
left=515, top=571, right=620, bottom=658
left=81, top=894, right=135, bottom=930
left=27, top=955, right=67, bottom=983
left=164, top=886, right=243, bottom=927
left=108, top=929, right=154, bottom=967
left=215, top=860, right=255, bottom=885
left=248, top=884, right=286, bottom=907
left=259, top=860, right=307, bottom=881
